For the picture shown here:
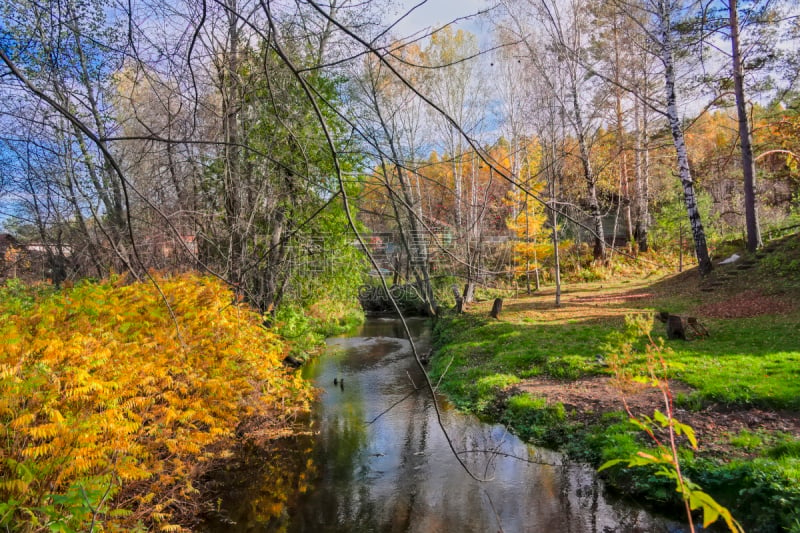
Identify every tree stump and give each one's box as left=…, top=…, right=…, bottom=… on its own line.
left=489, top=298, right=503, bottom=319
left=463, top=282, right=475, bottom=305
left=452, top=284, right=464, bottom=314
left=687, top=317, right=709, bottom=338
left=657, top=311, right=687, bottom=340
left=283, top=355, right=304, bottom=368
left=666, top=315, right=686, bottom=340
left=657, top=311, right=708, bottom=340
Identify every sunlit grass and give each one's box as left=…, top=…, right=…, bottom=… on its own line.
left=665, top=315, right=800, bottom=409
left=430, top=237, right=800, bottom=531
left=434, top=265, right=800, bottom=412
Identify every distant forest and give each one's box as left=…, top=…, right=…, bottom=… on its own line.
left=1, top=0, right=799, bottom=314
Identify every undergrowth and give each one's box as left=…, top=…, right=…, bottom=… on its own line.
left=0, top=274, right=313, bottom=532
left=274, top=298, right=364, bottom=359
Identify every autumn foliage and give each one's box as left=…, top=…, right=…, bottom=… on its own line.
left=0, top=274, right=312, bottom=532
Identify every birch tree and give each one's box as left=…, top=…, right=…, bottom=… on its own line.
left=424, top=28, right=494, bottom=302
left=597, top=0, right=713, bottom=272
left=504, top=0, right=609, bottom=262
left=349, top=47, right=440, bottom=315
left=656, top=0, right=713, bottom=274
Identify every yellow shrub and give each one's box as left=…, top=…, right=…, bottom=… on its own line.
left=0, top=274, right=312, bottom=531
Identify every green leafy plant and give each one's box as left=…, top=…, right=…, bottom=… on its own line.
left=500, top=392, right=566, bottom=442
left=730, top=430, right=764, bottom=450
left=274, top=299, right=364, bottom=359
left=601, top=314, right=743, bottom=533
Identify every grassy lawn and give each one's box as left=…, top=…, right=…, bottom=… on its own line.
left=429, top=234, right=800, bottom=532
left=433, top=266, right=800, bottom=411
left=669, top=315, right=800, bottom=408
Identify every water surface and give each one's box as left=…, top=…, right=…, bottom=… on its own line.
left=211, top=318, right=674, bottom=532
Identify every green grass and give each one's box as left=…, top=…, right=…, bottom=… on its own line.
left=432, top=288, right=800, bottom=412
left=729, top=430, right=765, bottom=450
left=661, top=315, right=800, bottom=409
left=432, top=280, right=800, bottom=411
left=500, top=392, right=567, bottom=443
left=429, top=232, right=800, bottom=531
left=431, top=316, right=612, bottom=410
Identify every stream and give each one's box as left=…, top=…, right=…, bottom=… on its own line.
left=207, top=318, right=677, bottom=532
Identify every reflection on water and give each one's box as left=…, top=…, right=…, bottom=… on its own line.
left=207, top=318, right=674, bottom=533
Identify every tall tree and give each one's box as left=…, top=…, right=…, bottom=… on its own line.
left=657, top=0, right=713, bottom=274
left=504, top=0, right=609, bottom=262
left=727, top=0, right=763, bottom=251
left=531, top=0, right=714, bottom=271
left=350, top=46, right=440, bottom=315
left=589, top=1, right=657, bottom=253
left=504, top=144, right=550, bottom=293
left=423, top=27, right=494, bottom=302
left=0, top=0, right=130, bottom=278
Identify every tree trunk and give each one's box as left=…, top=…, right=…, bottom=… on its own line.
left=571, top=86, right=606, bottom=261
left=729, top=0, right=762, bottom=253
left=463, top=282, right=475, bottom=306
left=549, top=139, right=562, bottom=308
left=452, top=284, right=464, bottom=313
left=613, top=19, right=634, bottom=250
left=659, top=0, right=712, bottom=275
left=222, top=0, right=243, bottom=284
left=489, top=298, right=503, bottom=319
left=634, top=93, right=651, bottom=253
left=373, top=100, right=438, bottom=316
left=524, top=197, right=532, bottom=294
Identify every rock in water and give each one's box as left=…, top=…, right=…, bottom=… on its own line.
left=283, top=355, right=303, bottom=368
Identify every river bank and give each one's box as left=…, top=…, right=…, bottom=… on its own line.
left=428, top=239, right=800, bottom=532
left=207, top=317, right=675, bottom=532
left=0, top=274, right=315, bottom=532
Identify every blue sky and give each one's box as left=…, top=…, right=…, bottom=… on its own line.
left=389, top=0, right=492, bottom=40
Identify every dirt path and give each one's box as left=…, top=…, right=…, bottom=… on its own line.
left=511, top=287, right=800, bottom=457
left=516, top=375, right=800, bottom=457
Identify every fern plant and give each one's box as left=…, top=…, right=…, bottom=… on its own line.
left=0, top=274, right=312, bottom=532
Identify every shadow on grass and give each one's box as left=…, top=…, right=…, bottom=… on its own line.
left=431, top=314, right=630, bottom=393
left=442, top=241, right=800, bottom=411
left=434, top=302, right=800, bottom=411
